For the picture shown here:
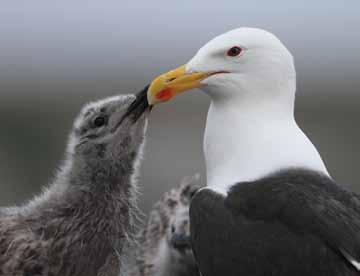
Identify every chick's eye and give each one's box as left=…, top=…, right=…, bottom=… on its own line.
left=227, top=46, right=242, bottom=57
left=93, top=116, right=107, bottom=128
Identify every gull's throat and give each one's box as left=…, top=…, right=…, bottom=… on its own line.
left=203, top=99, right=329, bottom=196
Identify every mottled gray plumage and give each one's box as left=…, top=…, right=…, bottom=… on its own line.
left=130, top=175, right=202, bottom=276
left=0, top=94, right=149, bottom=276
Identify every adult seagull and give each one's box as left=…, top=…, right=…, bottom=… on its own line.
left=144, top=28, right=360, bottom=276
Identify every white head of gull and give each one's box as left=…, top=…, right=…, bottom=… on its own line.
left=148, top=27, right=329, bottom=195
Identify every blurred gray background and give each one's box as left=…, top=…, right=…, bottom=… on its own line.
left=0, top=0, right=359, bottom=212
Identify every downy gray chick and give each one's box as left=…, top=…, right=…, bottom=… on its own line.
left=131, top=174, right=202, bottom=276
left=0, top=91, right=149, bottom=276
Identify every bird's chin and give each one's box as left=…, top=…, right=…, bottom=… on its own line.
left=169, top=238, right=193, bottom=255
left=133, top=113, right=149, bottom=137
left=135, top=113, right=150, bottom=140
left=172, top=247, right=195, bottom=263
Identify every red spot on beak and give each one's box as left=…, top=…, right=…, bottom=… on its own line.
left=156, top=88, right=173, bottom=101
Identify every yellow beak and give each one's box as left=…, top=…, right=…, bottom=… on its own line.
left=147, top=65, right=213, bottom=105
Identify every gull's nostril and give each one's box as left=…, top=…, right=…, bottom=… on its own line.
left=166, top=77, right=177, bottom=83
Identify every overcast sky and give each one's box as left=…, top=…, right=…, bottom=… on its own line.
left=0, top=0, right=359, bottom=98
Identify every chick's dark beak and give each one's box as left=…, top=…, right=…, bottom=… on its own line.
left=111, top=85, right=151, bottom=132
left=122, top=85, right=151, bottom=123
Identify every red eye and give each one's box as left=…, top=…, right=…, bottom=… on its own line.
left=227, top=46, right=242, bottom=57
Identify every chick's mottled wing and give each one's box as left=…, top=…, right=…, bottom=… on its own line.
left=0, top=215, right=48, bottom=276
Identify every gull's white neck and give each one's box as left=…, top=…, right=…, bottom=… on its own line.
left=203, top=92, right=329, bottom=196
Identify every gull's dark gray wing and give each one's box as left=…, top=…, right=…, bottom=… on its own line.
left=190, top=169, right=360, bottom=276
